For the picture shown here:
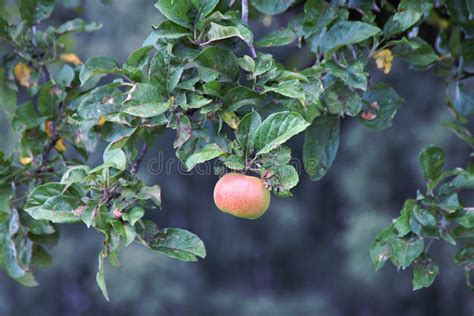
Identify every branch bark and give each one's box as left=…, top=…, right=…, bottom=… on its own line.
left=241, top=0, right=257, bottom=58
left=131, top=143, right=149, bottom=175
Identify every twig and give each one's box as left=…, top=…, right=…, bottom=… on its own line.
left=41, top=133, right=60, bottom=168
left=459, top=71, right=474, bottom=80
left=131, top=143, right=148, bottom=175
left=242, top=0, right=249, bottom=24
left=241, top=0, right=257, bottom=58
left=41, top=65, right=50, bottom=82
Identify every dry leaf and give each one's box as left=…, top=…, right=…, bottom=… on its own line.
left=14, top=62, right=31, bottom=87
left=59, top=53, right=83, bottom=66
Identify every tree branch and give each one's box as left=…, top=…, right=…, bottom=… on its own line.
left=131, top=143, right=148, bottom=175
left=460, top=71, right=474, bottom=80
left=241, top=0, right=249, bottom=24
left=241, top=0, right=257, bottom=58
left=40, top=134, right=60, bottom=168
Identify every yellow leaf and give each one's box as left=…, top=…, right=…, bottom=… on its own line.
left=14, top=62, right=31, bottom=87
left=373, top=49, right=394, bottom=74
left=19, top=155, right=33, bottom=165
left=97, top=116, right=107, bottom=126
left=54, top=137, right=67, bottom=152
left=222, top=112, right=240, bottom=130
left=44, top=121, right=54, bottom=137
left=59, top=53, right=82, bottom=66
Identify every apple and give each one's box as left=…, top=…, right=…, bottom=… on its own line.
left=213, top=173, right=271, bottom=219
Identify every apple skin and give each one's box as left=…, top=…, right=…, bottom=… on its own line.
left=213, top=173, right=271, bottom=219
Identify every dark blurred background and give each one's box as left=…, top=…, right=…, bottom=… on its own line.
left=0, top=1, right=473, bottom=315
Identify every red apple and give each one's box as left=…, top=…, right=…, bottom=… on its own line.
left=213, top=173, right=271, bottom=219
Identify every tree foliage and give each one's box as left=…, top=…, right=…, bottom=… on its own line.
left=0, top=0, right=473, bottom=299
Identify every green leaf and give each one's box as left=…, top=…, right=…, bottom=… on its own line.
left=206, top=23, right=246, bottom=44
left=390, top=236, right=424, bottom=269
left=0, top=16, right=11, bottom=40
left=192, top=0, right=219, bottom=21
left=413, top=254, right=439, bottom=290
left=1, top=211, right=25, bottom=279
left=413, top=206, right=437, bottom=228
left=60, top=165, right=91, bottom=186
left=123, top=83, right=171, bottom=117
left=323, top=83, right=362, bottom=116
left=255, top=54, right=274, bottom=76
left=370, top=227, right=396, bottom=271
left=122, top=102, right=170, bottom=118
left=173, top=116, right=192, bottom=150
left=391, top=37, right=438, bottom=67
left=25, top=195, right=80, bottom=223
left=443, top=120, right=474, bottom=147
left=54, top=18, right=102, bottom=34
left=52, top=64, right=75, bottom=88
left=384, top=7, right=423, bottom=38
left=224, top=86, right=262, bottom=112
left=20, top=0, right=55, bottom=24
left=238, top=55, right=255, bottom=73
left=321, top=21, right=381, bottom=55
left=324, top=59, right=368, bottom=91
left=455, top=83, right=474, bottom=116
left=185, top=143, right=226, bottom=170
left=149, top=50, right=184, bottom=93
left=360, top=84, right=403, bottom=129
left=79, top=56, right=119, bottom=86
left=24, top=183, right=81, bottom=223
left=223, top=155, right=245, bottom=170
left=458, top=211, right=474, bottom=228
left=0, top=185, right=11, bottom=215
left=252, top=0, right=295, bottom=15
left=124, top=224, right=136, bottom=247
left=137, top=185, right=162, bottom=208
left=103, top=147, right=127, bottom=171
left=263, top=80, right=306, bottom=105
left=126, top=206, right=145, bottom=225
left=187, top=94, right=212, bottom=109
left=253, top=111, right=310, bottom=155
left=12, top=101, right=46, bottom=131
left=149, top=228, right=206, bottom=262
left=394, top=200, right=415, bottom=237
left=236, top=111, right=261, bottom=153
left=96, top=252, right=109, bottom=301
left=31, top=245, right=53, bottom=268
left=194, top=46, right=239, bottom=82
left=454, top=247, right=474, bottom=266
left=154, top=0, right=191, bottom=28
left=269, top=164, right=299, bottom=197
left=257, top=28, right=296, bottom=47
left=0, top=68, right=17, bottom=121
left=152, top=20, right=192, bottom=40
left=126, top=45, right=154, bottom=68
left=303, top=0, right=336, bottom=39
left=303, top=115, right=340, bottom=181
left=419, top=146, right=445, bottom=181
left=14, top=272, right=38, bottom=287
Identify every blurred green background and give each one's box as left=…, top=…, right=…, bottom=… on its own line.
left=0, top=1, right=473, bottom=315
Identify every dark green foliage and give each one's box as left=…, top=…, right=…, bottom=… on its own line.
left=0, top=0, right=473, bottom=300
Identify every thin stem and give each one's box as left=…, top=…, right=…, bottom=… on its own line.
left=241, top=0, right=249, bottom=24
left=241, top=0, right=257, bottom=58
left=41, top=134, right=60, bottom=167
left=459, top=71, right=474, bottom=80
